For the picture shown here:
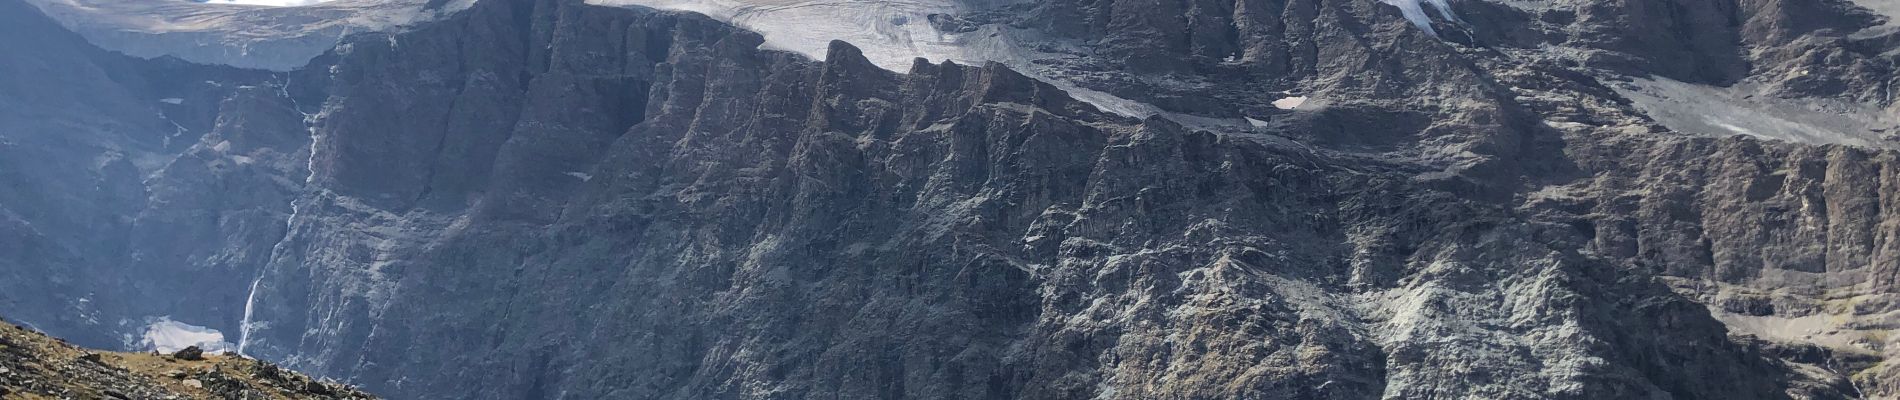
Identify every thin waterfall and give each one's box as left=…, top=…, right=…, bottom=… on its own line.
left=239, top=74, right=322, bottom=356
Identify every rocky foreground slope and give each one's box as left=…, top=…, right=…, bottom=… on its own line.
left=5, top=0, right=1900, bottom=398
left=0, top=317, right=373, bottom=399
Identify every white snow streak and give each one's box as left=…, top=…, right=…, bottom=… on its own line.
left=1380, top=0, right=1459, bottom=36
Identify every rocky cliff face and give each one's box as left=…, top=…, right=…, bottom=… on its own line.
left=5, top=0, right=1900, bottom=398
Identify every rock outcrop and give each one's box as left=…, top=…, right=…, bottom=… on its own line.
left=0, top=317, right=375, bottom=399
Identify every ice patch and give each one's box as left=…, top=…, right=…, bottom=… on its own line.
left=1272, top=96, right=1308, bottom=110
left=140, top=317, right=235, bottom=353
left=1379, top=0, right=1459, bottom=36
left=564, top=171, right=593, bottom=181
left=1245, top=117, right=1271, bottom=127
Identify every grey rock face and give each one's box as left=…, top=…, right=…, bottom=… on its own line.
left=5, top=0, right=1900, bottom=398
left=224, top=0, right=1889, bottom=398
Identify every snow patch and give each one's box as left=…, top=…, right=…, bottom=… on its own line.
left=564, top=171, right=593, bottom=181
left=159, top=98, right=185, bottom=105
left=140, top=317, right=235, bottom=353
left=1272, top=96, right=1308, bottom=110
left=1379, top=0, right=1460, bottom=36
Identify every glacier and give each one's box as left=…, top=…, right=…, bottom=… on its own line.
left=588, top=0, right=1030, bottom=71
left=587, top=0, right=1172, bottom=117
left=195, top=0, right=335, bottom=6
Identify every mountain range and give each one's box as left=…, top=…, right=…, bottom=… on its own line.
left=2, top=0, right=1898, bottom=398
